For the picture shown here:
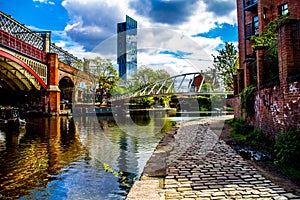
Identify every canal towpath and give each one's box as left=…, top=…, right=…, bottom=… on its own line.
left=126, top=117, right=300, bottom=200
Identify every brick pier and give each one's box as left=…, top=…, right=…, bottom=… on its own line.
left=126, top=117, right=300, bottom=200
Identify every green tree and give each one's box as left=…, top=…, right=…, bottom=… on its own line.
left=211, top=42, right=238, bottom=91
left=84, top=57, right=119, bottom=104
left=119, top=66, right=172, bottom=108
left=125, top=66, right=171, bottom=93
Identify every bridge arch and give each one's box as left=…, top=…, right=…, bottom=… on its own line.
left=59, top=76, right=74, bottom=103
left=0, top=50, right=47, bottom=90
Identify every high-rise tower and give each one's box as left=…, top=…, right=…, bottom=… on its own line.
left=117, top=15, right=137, bottom=80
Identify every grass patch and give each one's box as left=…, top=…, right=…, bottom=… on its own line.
left=226, top=117, right=270, bottom=150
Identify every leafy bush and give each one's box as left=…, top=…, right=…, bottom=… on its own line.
left=246, top=129, right=268, bottom=149
left=228, top=118, right=268, bottom=150
left=225, top=118, right=235, bottom=126
left=136, top=97, right=155, bottom=108
left=197, top=95, right=211, bottom=111
left=232, top=117, right=254, bottom=136
left=274, top=130, right=300, bottom=169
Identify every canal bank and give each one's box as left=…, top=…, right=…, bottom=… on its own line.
left=126, top=116, right=300, bottom=200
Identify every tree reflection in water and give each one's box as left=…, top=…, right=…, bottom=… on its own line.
left=0, top=114, right=175, bottom=199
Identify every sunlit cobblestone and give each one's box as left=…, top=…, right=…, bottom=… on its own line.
left=127, top=119, right=300, bottom=199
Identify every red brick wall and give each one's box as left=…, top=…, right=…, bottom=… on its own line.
left=236, top=0, right=300, bottom=94
left=226, top=96, right=241, bottom=118
left=252, top=81, right=300, bottom=139
left=236, top=0, right=245, bottom=75
left=235, top=17, right=300, bottom=139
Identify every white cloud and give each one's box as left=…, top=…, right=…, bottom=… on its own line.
left=33, top=0, right=55, bottom=5
left=59, top=0, right=237, bottom=74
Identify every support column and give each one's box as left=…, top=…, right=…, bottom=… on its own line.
left=277, top=19, right=298, bottom=85
left=47, top=53, right=60, bottom=115
left=255, top=46, right=267, bottom=89
left=237, top=68, right=244, bottom=93
left=244, top=62, right=252, bottom=88
left=277, top=19, right=300, bottom=131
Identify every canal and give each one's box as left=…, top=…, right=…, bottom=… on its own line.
left=0, top=112, right=176, bottom=199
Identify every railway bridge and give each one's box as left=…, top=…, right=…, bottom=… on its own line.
left=0, top=11, right=94, bottom=115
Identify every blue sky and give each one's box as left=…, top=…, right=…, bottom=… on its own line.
left=1, top=0, right=238, bottom=75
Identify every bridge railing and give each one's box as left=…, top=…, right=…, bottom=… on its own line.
left=0, top=30, right=47, bottom=62
left=50, top=43, right=82, bottom=68
left=0, top=11, right=81, bottom=67
left=111, top=72, right=232, bottom=101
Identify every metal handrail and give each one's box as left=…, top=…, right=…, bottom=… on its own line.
left=0, top=29, right=47, bottom=62
left=0, top=11, right=81, bottom=66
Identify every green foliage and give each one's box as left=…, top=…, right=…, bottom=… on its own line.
left=225, top=118, right=235, bottom=126
left=227, top=118, right=300, bottom=181
left=240, top=85, right=256, bottom=116
left=251, top=14, right=289, bottom=49
left=160, top=119, right=177, bottom=135
left=281, top=167, right=300, bottom=183
left=200, top=83, right=212, bottom=92
left=211, top=42, right=239, bottom=91
left=158, top=96, right=172, bottom=107
left=85, top=57, right=119, bottom=86
left=274, top=130, right=300, bottom=169
left=226, top=107, right=234, bottom=111
left=111, top=85, right=130, bottom=95
left=84, top=57, right=119, bottom=104
left=130, top=96, right=172, bottom=109
left=211, top=94, right=225, bottom=109
left=103, top=163, right=137, bottom=187
left=196, top=95, right=226, bottom=112
left=231, top=117, right=254, bottom=136
left=135, top=97, right=155, bottom=108
left=124, top=66, right=171, bottom=93
left=197, top=95, right=211, bottom=111
left=229, top=118, right=269, bottom=149
left=246, top=129, right=268, bottom=148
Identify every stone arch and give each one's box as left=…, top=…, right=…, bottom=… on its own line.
left=59, top=76, right=74, bottom=103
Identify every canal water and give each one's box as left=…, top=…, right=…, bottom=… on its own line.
left=0, top=112, right=176, bottom=199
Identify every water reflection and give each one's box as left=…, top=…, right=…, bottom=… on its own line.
left=0, top=113, right=175, bottom=199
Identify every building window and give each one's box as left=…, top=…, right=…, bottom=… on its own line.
left=278, top=3, right=288, bottom=16
left=253, top=15, right=259, bottom=35
left=263, top=7, right=267, bottom=19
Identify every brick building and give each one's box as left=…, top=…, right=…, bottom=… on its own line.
left=232, top=0, right=300, bottom=138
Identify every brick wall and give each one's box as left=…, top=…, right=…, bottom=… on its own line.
left=226, top=96, right=241, bottom=118
left=252, top=81, right=300, bottom=140
left=240, top=19, right=300, bottom=140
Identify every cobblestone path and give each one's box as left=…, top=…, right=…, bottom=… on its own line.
left=127, top=118, right=300, bottom=200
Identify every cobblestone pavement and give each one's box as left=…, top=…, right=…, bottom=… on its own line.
left=127, top=118, right=300, bottom=200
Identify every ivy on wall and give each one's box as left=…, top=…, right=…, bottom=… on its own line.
left=240, top=85, right=257, bottom=116
left=250, top=14, right=289, bottom=49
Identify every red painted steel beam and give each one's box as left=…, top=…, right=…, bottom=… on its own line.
left=0, top=50, right=47, bottom=89
left=0, top=30, right=47, bottom=62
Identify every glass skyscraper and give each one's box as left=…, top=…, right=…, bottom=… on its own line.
left=117, top=15, right=137, bottom=80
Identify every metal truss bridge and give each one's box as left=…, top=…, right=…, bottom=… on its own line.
left=112, top=72, right=233, bottom=100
